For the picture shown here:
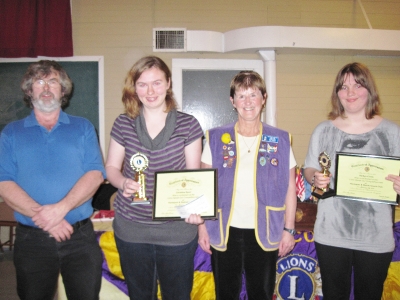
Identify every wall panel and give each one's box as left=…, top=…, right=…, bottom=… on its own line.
left=71, top=0, right=400, bottom=164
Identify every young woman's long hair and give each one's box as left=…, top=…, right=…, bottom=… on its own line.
left=328, top=62, right=381, bottom=120
left=122, top=56, right=177, bottom=118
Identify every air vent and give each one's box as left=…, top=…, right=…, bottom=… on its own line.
left=153, top=28, right=186, bottom=52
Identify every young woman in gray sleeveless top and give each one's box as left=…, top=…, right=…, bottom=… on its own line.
left=304, top=62, right=400, bottom=300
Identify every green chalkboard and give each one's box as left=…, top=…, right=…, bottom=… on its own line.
left=0, top=61, right=99, bottom=134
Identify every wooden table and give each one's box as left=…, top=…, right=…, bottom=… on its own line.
left=0, top=201, right=17, bottom=252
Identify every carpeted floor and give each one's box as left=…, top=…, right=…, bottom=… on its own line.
left=0, top=249, right=18, bottom=300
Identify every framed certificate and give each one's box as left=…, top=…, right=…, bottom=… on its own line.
left=334, top=152, right=400, bottom=205
left=153, top=169, right=218, bottom=221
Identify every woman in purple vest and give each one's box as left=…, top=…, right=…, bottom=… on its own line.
left=198, top=71, right=297, bottom=299
left=303, top=62, right=400, bottom=300
left=105, top=56, right=204, bottom=300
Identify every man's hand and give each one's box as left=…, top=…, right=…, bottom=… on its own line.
left=47, top=219, right=73, bottom=242
left=31, top=203, right=68, bottom=231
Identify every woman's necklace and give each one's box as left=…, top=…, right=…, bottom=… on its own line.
left=237, top=123, right=260, bottom=153
left=241, top=134, right=258, bottom=153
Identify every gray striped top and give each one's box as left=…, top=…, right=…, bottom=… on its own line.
left=110, top=111, right=203, bottom=245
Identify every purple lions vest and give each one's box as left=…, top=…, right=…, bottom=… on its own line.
left=205, top=122, right=290, bottom=251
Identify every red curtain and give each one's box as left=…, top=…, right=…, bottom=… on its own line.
left=0, top=0, right=73, bottom=58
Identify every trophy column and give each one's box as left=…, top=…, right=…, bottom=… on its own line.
left=311, top=152, right=335, bottom=199
left=130, top=153, right=150, bottom=205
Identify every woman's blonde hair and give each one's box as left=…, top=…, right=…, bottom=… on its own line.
left=122, top=56, right=177, bottom=118
left=328, top=62, right=381, bottom=120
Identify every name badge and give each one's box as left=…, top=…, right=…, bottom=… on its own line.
left=262, top=135, right=279, bottom=143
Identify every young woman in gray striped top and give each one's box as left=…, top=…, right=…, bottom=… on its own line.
left=105, top=56, right=204, bottom=300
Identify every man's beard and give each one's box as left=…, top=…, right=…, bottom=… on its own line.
left=32, top=92, right=62, bottom=113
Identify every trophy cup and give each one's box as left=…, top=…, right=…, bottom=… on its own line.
left=130, top=153, right=150, bottom=205
left=311, top=152, right=335, bottom=199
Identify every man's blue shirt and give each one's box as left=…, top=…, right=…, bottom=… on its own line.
left=0, top=110, right=106, bottom=226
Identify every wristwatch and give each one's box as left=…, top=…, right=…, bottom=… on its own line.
left=284, top=227, right=296, bottom=236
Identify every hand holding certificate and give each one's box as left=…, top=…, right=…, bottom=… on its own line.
left=335, top=152, right=400, bottom=205
left=152, top=169, right=218, bottom=220
left=386, top=174, right=400, bottom=195
left=176, top=195, right=210, bottom=218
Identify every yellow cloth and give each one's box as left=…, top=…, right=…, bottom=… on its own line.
left=99, top=231, right=125, bottom=280
left=395, top=206, right=400, bottom=224
left=383, top=261, right=400, bottom=300
left=191, top=271, right=216, bottom=300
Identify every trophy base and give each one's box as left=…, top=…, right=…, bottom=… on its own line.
left=312, top=188, right=335, bottom=199
left=131, top=198, right=150, bottom=205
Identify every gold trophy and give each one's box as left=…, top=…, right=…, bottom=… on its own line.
left=311, top=152, right=335, bottom=199
left=130, top=153, right=150, bottom=205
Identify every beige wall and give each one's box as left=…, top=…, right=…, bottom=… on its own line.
left=71, top=0, right=400, bottom=165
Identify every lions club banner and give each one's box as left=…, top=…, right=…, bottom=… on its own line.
left=95, top=222, right=400, bottom=299
left=275, top=231, right=322, bottom=300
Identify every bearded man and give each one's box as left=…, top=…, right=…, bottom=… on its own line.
left=0, top=60, right=105, bottom=300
